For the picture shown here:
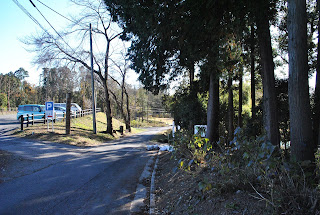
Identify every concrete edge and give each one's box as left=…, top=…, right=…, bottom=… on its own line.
left=149, top=151, right=160, bottom=215
left=130, top=151, right=157, bottom=213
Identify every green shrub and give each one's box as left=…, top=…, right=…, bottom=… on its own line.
left=0, top=93, right=7, bottom=108
left=171, top=127, right=320, bottom=214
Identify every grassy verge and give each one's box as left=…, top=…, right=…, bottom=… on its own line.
left=131, top=117, right=173, bottom=128
left=13, top=112, right=139, bottom=146
left=0, top=111, right=16, bottom=115
left=12, top=113, right=172, bottom=147
left=150, top=129, right=172, bottom=143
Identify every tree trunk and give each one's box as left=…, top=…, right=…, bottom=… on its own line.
left=238, top=70, right=243, bottom=128
left=206, top=72, right=220, bottom=145
left=103, top=81, right=113, bottom=134
left=250, top=24, right=256, bottom=122
left=313, top=0, right=320, bottom=152
left=7, top=80, right=11, bottom=110
left=125, top=89, right=131, bottom=132
left=256, top=10, right=280, bottom=146
left=104, top=41, right=113, bottom=135
left=228, top=74, right=234, bottom=143
left=288, top=0, right=315, bottom=161
left=189, top=61, right=195, bottom=89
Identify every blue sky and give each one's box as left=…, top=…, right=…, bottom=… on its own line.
left=0, top=0, right=139, bottom=87
left=0, top=0, right=76, bottom=85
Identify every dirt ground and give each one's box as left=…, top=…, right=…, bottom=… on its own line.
left=154, top=152, right=267, bottom=215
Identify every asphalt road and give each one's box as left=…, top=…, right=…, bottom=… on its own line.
left=0, top=114, right=169, bottom=214
left=0, top=114, right=19, bottom=134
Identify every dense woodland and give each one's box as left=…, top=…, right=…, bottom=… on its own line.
left=1, top=0, right=320, bottom=212
left=102, top=0, right=320, bottom=161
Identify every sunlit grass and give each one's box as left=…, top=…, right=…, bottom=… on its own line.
left=13, top=112, right=135, bottom=146
left=12, top=113, right=171, bottom=147
left=131, top=117, right=173, bottom=128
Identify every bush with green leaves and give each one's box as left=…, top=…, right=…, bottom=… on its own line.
left=0, top=93, right=7, bottom=109
left=216, top=127, right=319, bottom=214
left=171, top=127, right=319, bottom=214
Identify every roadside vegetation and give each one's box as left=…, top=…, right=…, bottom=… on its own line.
left=156, top=130, right=320, bottom=214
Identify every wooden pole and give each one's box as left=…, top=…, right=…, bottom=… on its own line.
left=66, top=93, right=71, bottom=135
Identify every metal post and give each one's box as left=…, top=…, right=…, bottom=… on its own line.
left=90, top=23, right=97, bottom=134
left=66, top=93, right=71, bottom=135
left=52, top=112, right=54, bottom=132
left=20, top=116, right=24, bottom=131
left=27, top=114, right=29, bottom=127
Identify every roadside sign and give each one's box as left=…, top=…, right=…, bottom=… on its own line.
left=45, top=101, right=55, bottom=132
left=45, top=101, right=54, bottom=118
left=194, top=125, right=207, bottom=137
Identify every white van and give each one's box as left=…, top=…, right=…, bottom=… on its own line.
left=54, top=103, right=82, bottom=112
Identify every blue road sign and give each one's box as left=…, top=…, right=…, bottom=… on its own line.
left=46, top=101, right=54, bottom=111
left=45, top=101, right=54, bottom=118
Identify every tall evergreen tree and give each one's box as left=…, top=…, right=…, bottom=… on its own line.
left=254, top=0, right=280, bottom=146
left=288, top=0, right=315, bottom=161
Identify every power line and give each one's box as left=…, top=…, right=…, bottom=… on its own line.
left=27, top=0, right=89, bottom=63
left=34, top=0, right=80, bottom=27
left=29, top=0, right=74, bottom=51
left=12, top=0, right=48, bottom=34
left=14, top=0, right=103, bottom=68
left=34, top=0, right=102, bottom=34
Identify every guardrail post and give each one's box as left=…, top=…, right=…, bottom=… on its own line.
left=32, top=114, right=34, bottom=125
left=27, top=114, right=29, bottom=127
left=66, top=93, right=71, bottom=135
left=44, top=113, right=46, bottom=124
left=20, top=116, right=24, bottom=131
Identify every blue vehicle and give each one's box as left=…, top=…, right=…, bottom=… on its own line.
left=17, top=104, right=45, bottom=121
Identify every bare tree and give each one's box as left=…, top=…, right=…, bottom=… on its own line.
left=24, top=0, right=123, bottom=134
left=108, top=56, right=132, bottom=132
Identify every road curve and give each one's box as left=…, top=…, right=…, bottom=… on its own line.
left=0, top=115, right=169, bottom=214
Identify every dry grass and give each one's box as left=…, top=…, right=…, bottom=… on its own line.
left=0, top=111, right=16, bottom=115
left=131, top=117, right=173, bottom=128
left=12, top=112, right=142, bottom=147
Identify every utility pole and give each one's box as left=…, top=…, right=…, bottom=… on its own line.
left=90, top=23, right=97, bottom=134
left=66, top=93, right=71, bottom=135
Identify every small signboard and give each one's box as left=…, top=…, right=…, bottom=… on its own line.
left=45, top=101, right=54, bottom=132
left=194, top=125, right=207, bottom=137
left=45, top=101, right=54, bottom=118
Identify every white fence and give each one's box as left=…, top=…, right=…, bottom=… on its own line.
left=19, top=108, right=101, bottom=130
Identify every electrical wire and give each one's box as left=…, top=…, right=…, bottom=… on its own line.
left=29, top=0, right=75, bottom=52
left=14, top=0, right=106, bottom=68
left=35, top=0, right=111, bottom=38
left=12, top=0, right=48, bottom=34
left=34, top=0, right=76, bottom=25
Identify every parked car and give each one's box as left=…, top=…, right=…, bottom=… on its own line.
left=54, top=103, right=82, bottom=113
left=17, top=104, right=45, bottom=121
left=54, top=106, right=66, bottom=118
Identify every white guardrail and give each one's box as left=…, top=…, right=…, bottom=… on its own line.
left=19, top=108, right=101, bottom=131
